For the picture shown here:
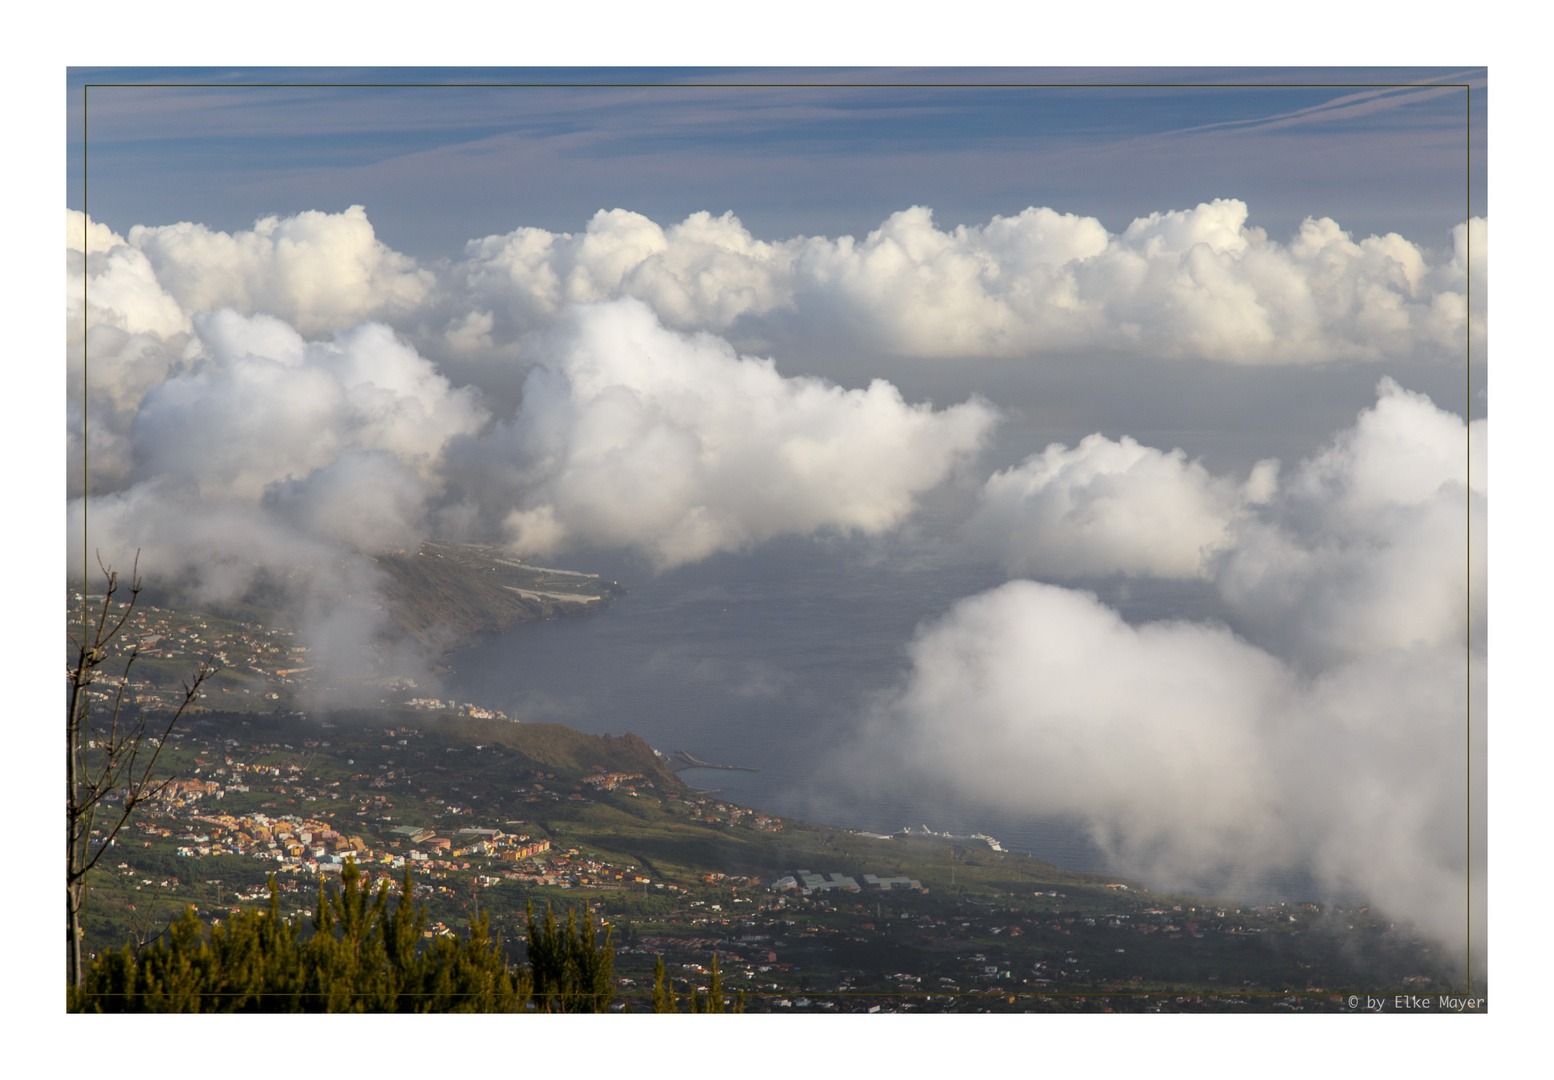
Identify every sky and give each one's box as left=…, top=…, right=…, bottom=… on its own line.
left=69, top=69, right=1486, bottom=262
left=19, top=4, right=1541, bottom=1057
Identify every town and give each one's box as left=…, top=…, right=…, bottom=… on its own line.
left=75, top=695, right=1469, bottom=1013
left=69, top=579, right=1472, bottom=1014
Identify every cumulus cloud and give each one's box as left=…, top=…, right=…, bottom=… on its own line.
left=262, top=451, right=433, bottom=553
left=453, top=299, right=997, bottom=568
left=869, top=381, right=1482, bottom=960
left=457, top=208, right=798, bottom=334
left=68, top=212, right=193, bottom=494
left=1215, top=378, right=1483, bottom=668
left=880, top=581, right=1473, bottom=956
left=965, top=434, right=1263, bottom=579
left=68, top=211, right=191, bottom=342
left=75, top=202, right=1484, bottom=369
left=127, top=205, right=435, bottom=337
left=453, top=200, right=1482, bottom=364
left=1452, top=216, right=1488, bottom=360
left=69, top=294, right=489, bottom=704
left=963, top=377, right=1480, bottom=636
left=131, top=310, right=486, bottom=501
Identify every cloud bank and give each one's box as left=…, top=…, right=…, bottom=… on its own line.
left=454, top=199, right=1483, bottom=363
left=873, top=381, right=1483, bottom=961
left=80, top=201, right=1482, bottom=367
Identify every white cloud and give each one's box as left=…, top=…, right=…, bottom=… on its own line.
left=800, top=200, right=1479, bottom=362
left=965, top=434, right=1257, bottom=579
left=127, top=205, right=435, bottom=336
left=962, top=378, right=1481, bottom=666
left=456, top=207, right=799, bottom=336
left=68, top=482, right=434, bottom=709
left=69, top=326, right=188, bottom=494
left=67, top=211, right=193, bottom=495
left=262, top=450, right=432, bottom=553
left=67, top=211, right=191, bottom=342
left=130, top=310, right=486, bottom=501
left=880, top=580, right=1472, bottom=957
left=67, top=306, right=482, bottom=704
left=889, top=582, right=1287, bottom=843
left=452, top=200, right=1482, bottom=364
left=1216, top=378, right=1483, bottom=668
left=71, top=307, right=477, bottom=699
left=475, top=298, right=997, bottom=568
left=1448, top=216, right=1488, bottom=361
left=873, top=381, right=1481, bottom=958
left=76, top=201, right=1484, bottom=367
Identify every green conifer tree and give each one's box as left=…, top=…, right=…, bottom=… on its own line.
left=70, top=861, right=534, bottom=1013
left=569, top=903, right=614, bottom=1012
left=705, top=952, right=725, bottom=1014
left=524, top=899, right=613, bottom=1012
left=651, top=954, right=679, bottom=1013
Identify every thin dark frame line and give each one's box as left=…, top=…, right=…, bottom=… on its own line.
left=1464, top=80, right=1474, bottom=997
left=82, top=81, right=1469, bottom=89
left=80, top=82, right=88, bottom=639
left=74, top=75, right=1480, bottom=1001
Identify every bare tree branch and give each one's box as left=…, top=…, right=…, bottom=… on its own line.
left=67, top=553, right=218, bottom=986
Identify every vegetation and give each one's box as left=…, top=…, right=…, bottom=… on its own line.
left=651, top=955, right=678, bottom=1013
left=437, top=719, right=677, bottom=784
left=68, top=859, right=617, bottom=1013
left=524, top=899, right=613, bottom=1012
left=67, top=558, right=214, bottom=988
left=651, top=952, right=743, bottom=1013
left=373, top=539, right=622, bottom=649
left=66, top=583, right=1472, bottom=1012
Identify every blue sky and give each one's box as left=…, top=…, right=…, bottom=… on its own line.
left=70, top=67, right=1485, bottom=259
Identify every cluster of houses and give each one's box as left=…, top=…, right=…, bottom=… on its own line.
left=518, top=851, right=652, bottom=891
left=580, top=771, right=646, bottom=791
left=402, top=698, right=508, bottom=720
left=151, top=757, right=290, bottom=804
left=386, top=825, right=551, bottom=863
left=771, top=871, right=926, bottom=895
left=664, top=792, right=782, bottom=832
left=160, top=804, right=562, bottom=884
left=78, top=591, right=524, bottom=728
left=77, top=592, right=310, bottom=707
left=170, top=811, right=349, bottom=862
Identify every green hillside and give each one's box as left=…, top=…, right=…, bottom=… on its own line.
left=74, top=703, right=1468, bottom=1013
left=373, top=539, right=623, bottom=648
left=68, top=581, right=1475, bottom=1013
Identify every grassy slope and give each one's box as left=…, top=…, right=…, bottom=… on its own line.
left=80, top=707, right=1464, bottom=1007
left=373, top=540, right=623, bottom=648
